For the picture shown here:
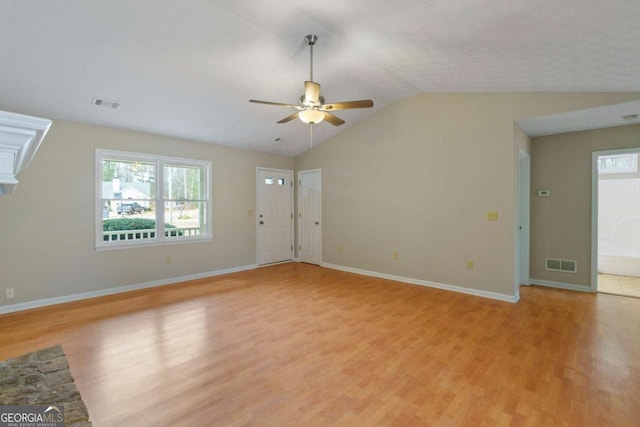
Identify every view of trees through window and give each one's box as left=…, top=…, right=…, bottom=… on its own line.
left=97, top=150, right=210, bottom=248
left=598, top=153, right=638, bottom=174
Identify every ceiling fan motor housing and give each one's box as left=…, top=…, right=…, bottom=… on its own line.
left=300, top=94, right=324, bottom=107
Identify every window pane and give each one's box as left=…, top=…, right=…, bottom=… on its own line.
left=102, top=159, right=155, bottom=200
left=102, top=201, right=158, bottom=242
left=164, top=164, right=203, bottom=200
left=598, top=154, right=638, bottom=174
left=164, top=201, right=207, bottom=238
left=101, top=158, right=158, bottom=243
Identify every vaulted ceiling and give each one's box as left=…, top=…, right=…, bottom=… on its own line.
left=1, top=0, right=639, bottom=156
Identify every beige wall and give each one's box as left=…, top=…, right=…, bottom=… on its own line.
left=2, top=93, right=639, bottom=309
left=296, top=93, right=640, bottom=298
left=530, top=124, right=640, bottom=287
left=0, top=120, right=294, bottom=308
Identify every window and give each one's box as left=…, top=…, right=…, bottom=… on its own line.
left=263, top=177, right=289, bottom=185
left=96, top=149, right=211, bottom=249
left=598, top=153, right=638, bottom=174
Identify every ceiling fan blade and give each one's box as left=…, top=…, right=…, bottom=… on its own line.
left=323, top=112, right=345, bottom=126
left=322, top=100, right=374, bottom=110
left=249, top=99, right=298, bottom=108
left=277, top=112, right=300, bottom=124
left=304, top=81, right=321, bottom=104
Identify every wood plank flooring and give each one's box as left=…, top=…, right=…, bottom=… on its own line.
left=1, top=263, right=639, bottom=426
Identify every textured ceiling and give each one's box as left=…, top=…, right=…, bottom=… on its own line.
left=1, top=0, right=639, bottom=156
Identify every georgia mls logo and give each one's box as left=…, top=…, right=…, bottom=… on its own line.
left=0, top=405, right=64, bottom=427
left=44, top=406, right=63, bottom=418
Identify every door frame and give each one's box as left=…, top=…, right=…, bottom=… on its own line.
left=297, top=169, right=322, bottom=265
left=517, top=150, right=531, bottom=288
left=256, top=167, right=294, bottom=266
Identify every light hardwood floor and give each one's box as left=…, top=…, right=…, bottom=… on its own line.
left=1, top=263, right=639, bottom=426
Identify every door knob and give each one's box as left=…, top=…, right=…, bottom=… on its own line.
left=315, top=221, right=319, bottom=225
left=259, top=221, right=264, bottom=225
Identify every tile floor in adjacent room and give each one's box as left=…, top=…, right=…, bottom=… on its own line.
left=598, top=273, right=640, bottom=298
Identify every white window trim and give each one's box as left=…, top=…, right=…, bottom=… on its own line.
left=95, top=149, right=212, bottom=251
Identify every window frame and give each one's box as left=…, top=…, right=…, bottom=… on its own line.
left=95, top=149, right=212, bottom=250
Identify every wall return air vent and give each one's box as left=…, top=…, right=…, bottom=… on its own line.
left=545, top=258, right=577, bottom=273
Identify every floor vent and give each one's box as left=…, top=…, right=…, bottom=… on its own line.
left=545, top=258, right=577, bottom=273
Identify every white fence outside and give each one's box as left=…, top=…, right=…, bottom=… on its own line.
left=103, top=227, right=201, bottom=242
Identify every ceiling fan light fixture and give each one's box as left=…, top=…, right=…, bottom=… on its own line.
left=298, top=108, right=324, bottom=124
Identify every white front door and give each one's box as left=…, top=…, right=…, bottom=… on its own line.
left=257, top=168, right=293, bottom=265
left=298, top=169, right=322, bottom=265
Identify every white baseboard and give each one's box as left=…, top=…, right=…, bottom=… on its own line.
left=0, top=264, right=258, bottom=315
left=257, top=260, right=294, bottom=268
left=529, top=278, right=594, bottom=293
left=321, top=262, right=519, bottom=303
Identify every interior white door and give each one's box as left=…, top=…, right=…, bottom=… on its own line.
left=257, top=168, right=293, bottom=265
left=298, top=169, right=322, bottom=265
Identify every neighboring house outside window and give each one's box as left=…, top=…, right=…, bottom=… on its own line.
left=96, top=149, right=211, bottom=250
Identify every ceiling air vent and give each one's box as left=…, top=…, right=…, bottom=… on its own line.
left=545, top=258, right=577, bottom=273
left=91, top=97, right=121, bottom=109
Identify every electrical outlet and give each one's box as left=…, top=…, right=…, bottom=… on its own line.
left=339, top=244, right=344, bottom=253
left=6, top=288, right=15, bottom=299
left=165, top=256, right=171, bottom=265
left=392, top=251, right=399, bottom=260
left=466, top=260, right=474, bottom=269
left=487, top=211, right=498, bottom=221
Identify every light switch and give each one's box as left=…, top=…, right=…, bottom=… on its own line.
left=487, top=211, right=498, bottom=221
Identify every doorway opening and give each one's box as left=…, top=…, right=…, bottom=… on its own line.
left=593, top=149, right=640, bottom=297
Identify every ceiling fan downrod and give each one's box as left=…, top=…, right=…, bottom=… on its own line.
left=304, top=35, right=318, bottom=148
left=305, top=34, right=317, bottom=82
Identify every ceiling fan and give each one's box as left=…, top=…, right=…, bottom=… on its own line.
left=250, top=34, right=374, bottom=126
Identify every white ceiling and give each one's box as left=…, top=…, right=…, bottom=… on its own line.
left=1, top=0, right=639, bottom=156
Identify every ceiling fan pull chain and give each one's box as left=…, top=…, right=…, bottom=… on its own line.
left=310, top=123, right=313, bottom=150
